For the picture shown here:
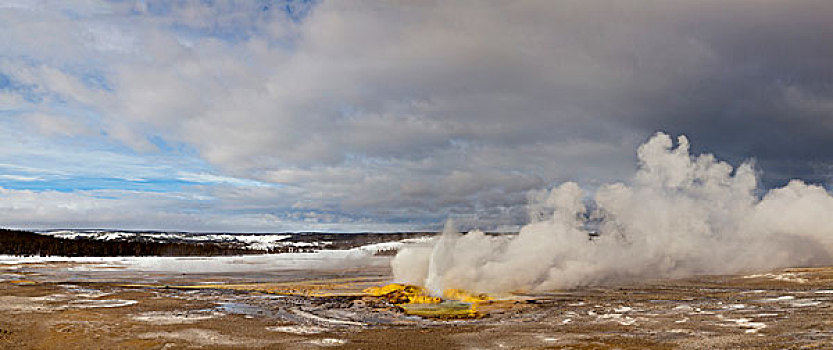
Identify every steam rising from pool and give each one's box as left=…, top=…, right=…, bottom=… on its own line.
left=393, top=132, right=833, bottom=293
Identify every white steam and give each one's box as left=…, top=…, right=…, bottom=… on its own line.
left=392, top=132, right=833, bottom=293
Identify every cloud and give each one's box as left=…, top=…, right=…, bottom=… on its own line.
left=23, top=113, right=96, bottom=137
left=0, top=1, right=832, bottom=230
left=0, top=186, right=200, bottom=230
left=0, top=185, right=415, bottom=233
left=395, top=133, right=833, bottom=293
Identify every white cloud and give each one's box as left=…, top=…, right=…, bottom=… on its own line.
left=23, top=113, right=95, bottom=137
left=0, top=1, right=832, bottom=230
left=0, top=175, right=43, bottom=182
left=0, top=186, right=414, bottom=232
left=175, top=171, right=275, bottom=188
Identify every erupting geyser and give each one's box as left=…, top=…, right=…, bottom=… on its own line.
left=393, top=132, right=833, bottom=294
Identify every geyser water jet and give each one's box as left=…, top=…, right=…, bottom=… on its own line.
left=393, top=132, right=833, bottom=293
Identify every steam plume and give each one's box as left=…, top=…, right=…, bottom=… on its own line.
left=392, top=132, right=833, bottom=293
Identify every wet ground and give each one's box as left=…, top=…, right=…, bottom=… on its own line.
left=3, top=258, right=833, bottom=349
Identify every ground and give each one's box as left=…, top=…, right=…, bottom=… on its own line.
left=3, top=259, right=833, bottom=349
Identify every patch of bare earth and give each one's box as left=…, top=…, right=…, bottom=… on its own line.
left=4, top=265, right=833, bottom=348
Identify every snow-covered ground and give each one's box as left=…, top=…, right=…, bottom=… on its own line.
left=36, top=230, right=436, bottom=252
left=0, top=236, right=434, bottom=273
left=38, top=230, right=297, bottom=250
left=349, top=236, right=434, bottom=252
left=0, top=251, right=382, bottom=273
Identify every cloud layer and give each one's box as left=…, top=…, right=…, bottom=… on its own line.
left=1, top=1, right=832, bottom=231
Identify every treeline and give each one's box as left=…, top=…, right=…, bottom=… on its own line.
left=0, top=229, right=258, bottom=257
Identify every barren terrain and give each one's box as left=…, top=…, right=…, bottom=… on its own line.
left=3, top=258, right=833, bottom=349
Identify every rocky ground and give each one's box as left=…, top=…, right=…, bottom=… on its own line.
left=3, top=260, right=833, bottom=349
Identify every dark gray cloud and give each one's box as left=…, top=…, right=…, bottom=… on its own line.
left=595, top=1, right=833, bottom=187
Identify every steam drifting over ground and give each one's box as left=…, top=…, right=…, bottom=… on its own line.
left=393, top=132, right=833, bottom=293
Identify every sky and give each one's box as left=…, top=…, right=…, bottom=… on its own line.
left=1, top=0, right=832, bottom=232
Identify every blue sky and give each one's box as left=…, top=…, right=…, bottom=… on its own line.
left=1, top=1, right=832, bottom=232
left=0, top=0, right=334, bottom=231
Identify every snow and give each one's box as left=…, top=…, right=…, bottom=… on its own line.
left=266, top=325, right=328, bottom=334
left=232, top=235, right=292, bottom=250
left=37, top=230, right=296, bottom=250
left=0, top=240, right=397, bottom=273
left=67, top=299, right=137, bottom=308
left=352, top=236, right=434, bottom=253
left=308, top=338, right=347, bottom=346
left=613, top=306, right=633, bottom=313
left=38, top=230, right=435, bottom=252
left=716, top=314, right=767, bottom=333
left=596, top=313, right=638, bottom=326
left=290, top=309, right=365, bottom=326
left=743, top=273, right=809, bottom=283
left=790, top=300, right=822, bottom=307
left=132, top=311, right=219, bottom=325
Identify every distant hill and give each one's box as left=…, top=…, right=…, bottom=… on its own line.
left=0, top=229, right=438, bottom=257
left=0, top=228, right=257, bottom=257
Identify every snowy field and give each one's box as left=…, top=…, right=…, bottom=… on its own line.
left=0, top=236, right=432, bottom=274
